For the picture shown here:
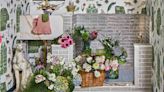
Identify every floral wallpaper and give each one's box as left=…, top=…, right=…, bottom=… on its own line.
left=146, top=0, right=164, bottom=92
left=30, top=0, right=146, bottom=14
left=0, top=0, right=29, bottom=91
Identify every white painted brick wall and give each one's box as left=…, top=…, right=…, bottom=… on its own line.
left=62, top=15, right=152, bottom=92
left=134, top=44, right=152, bottom=89
left=51, top=44, right=75, bottom=62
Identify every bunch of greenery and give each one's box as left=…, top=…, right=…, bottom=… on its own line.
left=99, top=37, right=127, bottom=64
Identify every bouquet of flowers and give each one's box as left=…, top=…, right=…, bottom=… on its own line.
left=74, top=55, right=107, bottom=78
left=24, top=53, right=78, bottom=92
left=99, top=37, right=127, bottom=64
left=72, top=26, right=98, bottom=55
left=53, top=34, right=74, bottom=48
left=99, top=37, right=127, bottom=79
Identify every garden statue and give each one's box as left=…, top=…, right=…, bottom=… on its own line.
left=13, top=44, right=32, bottom=92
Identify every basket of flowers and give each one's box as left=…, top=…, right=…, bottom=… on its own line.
left=24, top=52, right=78, bottom=92
left=74, top=54, right=107, bottom=87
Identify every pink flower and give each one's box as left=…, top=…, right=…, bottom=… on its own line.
left=0, top=34, right=2, bottom=44
left=58, top=38, right=66, bottom=44
left=105, top=66, right=111, bottom=71
left=59, top=34, right=74, bottom=48
left=67, top=38, right=74, bottom=45
left=110, top=60, right=119, bottom=71
left=61, top=40, right=70, bottom=48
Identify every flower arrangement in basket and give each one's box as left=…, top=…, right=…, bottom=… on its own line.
left=72, top=26, right=98, bottom=55
left=99, top=37, right=128, bottom=79
left=24, top=53, right=78, bottom=92
left=73, top=54, right=108, bottom=87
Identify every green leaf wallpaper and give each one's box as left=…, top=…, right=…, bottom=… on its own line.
left=146, top=0, right=164, bottom=92
left=0, top=8, right=9, bottom=31
left=0, top=0, right=30, bottom=91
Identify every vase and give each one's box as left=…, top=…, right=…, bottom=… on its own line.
left=82, top=41, right=91, bottom=55
left=106, top=67, right=119, bottom=79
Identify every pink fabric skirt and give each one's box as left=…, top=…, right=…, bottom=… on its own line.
left=32, top=15, right=51, bottom=35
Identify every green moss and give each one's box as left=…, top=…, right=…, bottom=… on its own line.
left=0, top=8, right=9, bottom=31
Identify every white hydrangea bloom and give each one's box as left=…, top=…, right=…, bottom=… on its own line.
left=48, top=73, right=56, bottom=82
left=48, top=84, right=54, bottom=90
left=35, top=75, right=46, bottom=84
left=86, top=56, right=93, bottom=63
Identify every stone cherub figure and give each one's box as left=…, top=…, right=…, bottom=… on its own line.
left=13, top=44, right=32, bottom=92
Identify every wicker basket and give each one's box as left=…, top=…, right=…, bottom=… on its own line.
left=79, top=71, right=93, bottom=87
left=79, top=70, right=105, bottom=87
left=93, top=70, right=105, bottom=86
